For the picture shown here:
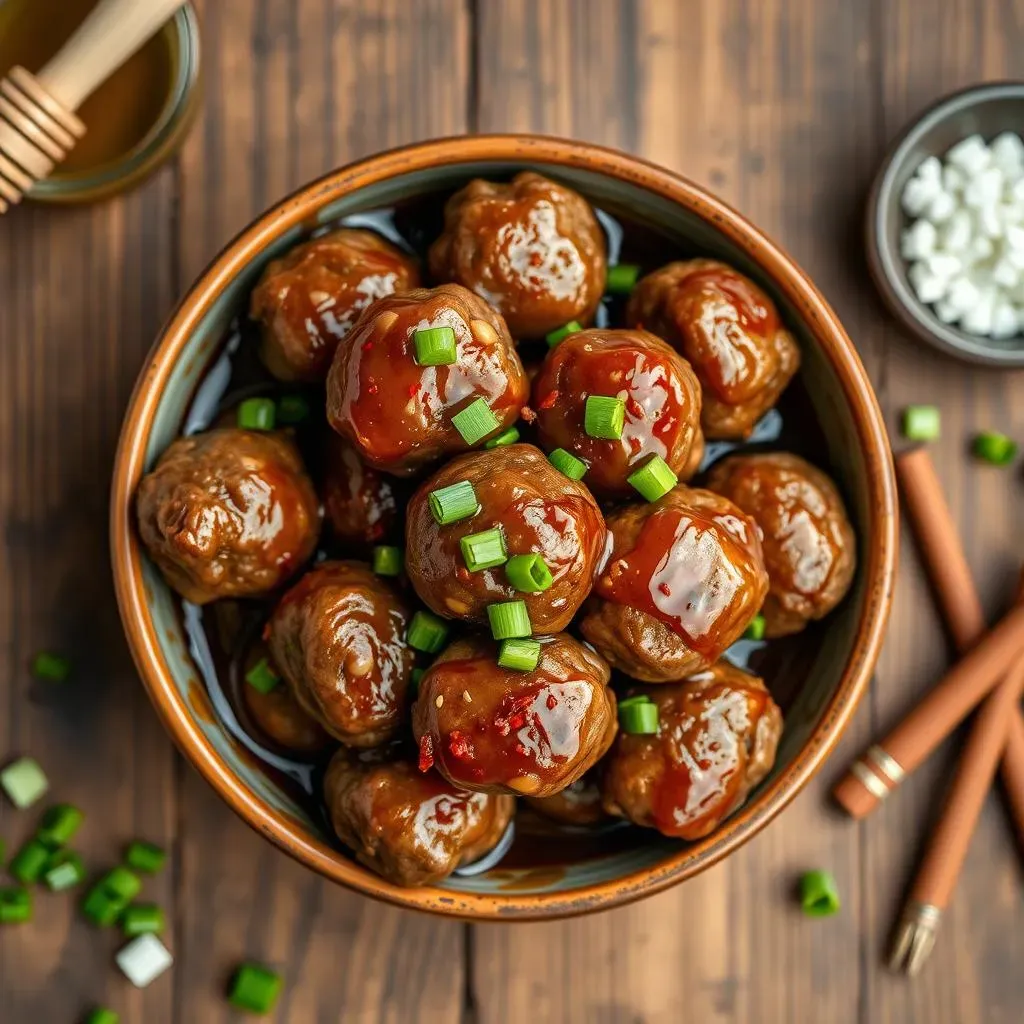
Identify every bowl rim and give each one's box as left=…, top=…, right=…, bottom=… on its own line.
left=111, top=133, right=898, bottom=921
left=865, top=80, right=1024, bottom=368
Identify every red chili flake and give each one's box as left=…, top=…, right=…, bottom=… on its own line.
left=626, top=397, right=644, bottom=418
left=407, top=383, right=418, bottom=398
left=658, top=582, right=672, bottom=597
left=520, top=405, right=537, bottom=424
left=455, top=567, right=471, bottom=583
left=509, top=712, right=526, bottom=730
left=495, top=719, right=511, bottom=737
left=362, top=340, right=374, bottom=351
left=514, top=743, right=528, bottom=757
left=367, top=383, right=379, bottom=395
left=538, top=391, right=558, bottom=410
left=546, top=694, right=557, bottom=710
left=448, top=730, right=473, bottom=761
left=418, top=734, right=434, bottom=772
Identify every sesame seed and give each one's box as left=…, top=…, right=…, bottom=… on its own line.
left=435, top=695, right=444, bottom=708
left=463, top=690, right=472, bottom=703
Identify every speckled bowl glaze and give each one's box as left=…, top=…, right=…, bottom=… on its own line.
left=111, top=136, right=897, bottom=920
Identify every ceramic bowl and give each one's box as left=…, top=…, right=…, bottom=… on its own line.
left=866, top=81, right=1024, bottom=367
left=111, top=136, right=897, bottom=920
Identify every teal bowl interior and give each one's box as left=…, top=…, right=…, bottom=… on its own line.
left=118, top=139, right=894, bottom=918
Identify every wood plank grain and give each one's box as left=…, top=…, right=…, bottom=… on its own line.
left=470, top=1, right=880, bottom=1022
left=0, top=177, right=179, bottom=1018
left=865, top=2, right=1024, bottom=1022
left=173, top=3, right=471, bottom=1022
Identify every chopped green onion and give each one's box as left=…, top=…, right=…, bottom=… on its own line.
left=743, top=614, right=767, bottom=641
left=606, top=263, right=641, bottom=294
left=487, top=601, right=532, bottom=640
left=546, top=320, right=583, bottom=348
left=1, top=757, right=49, bottom=809
left=800, top=869, right=841, bottom=917
left=44, top=850, right=85, bottom=891
left=901, top=404, right=941, bottom=442
left=82, top=887, right=124, bottom=927
left=0, top=888, right=31, bottom=924
left=505, top=553, right=553, bottom=593
left=460, top=528, right=508, bottom=572
left=619, top=700, right=659, bottom=734
left=245, top=657, right=279, bottom=695
left=584, top=395, right=626, bottom=440
left=410, top=668, right=426, bottom=694
left=115, top=933, right=173, bottom=988
left=616, top=694, right=651, bottom=711
left=413, top=325, right=458, bottom=365
left=84, top=1009, right=119, bottom=1024
left=972, top=430, right=1019, bottom=466
left=31, top=651, right=71, bottom=681
left=627, top=453, right=678, bottom=501
left=497, top=638, right=541, bottom=672
left=548, top=448, right=587, bottom=481
left=124, top=840, right=167, bottom=874
left=237, top=397, right=276, bottom=431
left=229, top=962, right=284, bottom=1014
left=372, top=545, right=403, bottom=576
left=10, top=839, right=51, bottom=884
left=37, top=803, right=84, bottom=848
left=429, top=480, right=479, bottom=525
left=407, top=611, right=450, bottom=654
left=276, top=393, right=311, bottom=425
left=484, top=426, right=520, bottom=449
left=121, top=903, right=166, bottom=937
left=452, top=398, right=500, bottom=445
left=102, top=866, right=143, bottom=902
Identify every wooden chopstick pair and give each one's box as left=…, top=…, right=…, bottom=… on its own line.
left=831, top=447, right=1024, bottom=975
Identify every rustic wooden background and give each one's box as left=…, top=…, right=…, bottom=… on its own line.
left=2, top=1, right=1023, bottom=1021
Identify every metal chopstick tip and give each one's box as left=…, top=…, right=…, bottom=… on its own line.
left=889, top=902, right=942, bottom=976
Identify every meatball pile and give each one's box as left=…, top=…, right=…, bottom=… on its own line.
left=136, top=171, right=857, bottom=888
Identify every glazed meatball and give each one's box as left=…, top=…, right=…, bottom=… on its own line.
left=525, top=773, right=609, bottom=827
left=136, top=429, right=320, bottom=604
left=326, top=284, right=528, bottom=475
left=627, top=259, right=800, bottom=440
left=579, top=486, right=768, bottom=681
left=532, top=328, right=704, bottom=496
left=250, top=228, right=420, bottom=382
left=412, top=634, right=617, bottom=798
left=601, top=661, right=783, bottom=839
left=267, top=562, right=415, bottom=747
left=404, top=444, right=607, bottom=632
left=705, top=452, right=856, bottom=636
left=428, top=172, right=607, bottom=340
left=324, top=746, right=515, bottom=887
left=323, top=435, right=400, bottom=547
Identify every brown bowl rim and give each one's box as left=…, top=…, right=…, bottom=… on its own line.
left=111, top=134, right=897, bottom=921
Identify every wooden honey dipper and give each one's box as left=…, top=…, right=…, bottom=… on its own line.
left=0, top=0, right=186, bottom=213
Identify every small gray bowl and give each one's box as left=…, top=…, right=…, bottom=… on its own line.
left=866, top=81, right=1024, bottom=367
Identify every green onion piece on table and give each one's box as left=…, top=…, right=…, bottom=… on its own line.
left=627, top=454, right=678, bottom=501
left=452, top=398, right=501, bottom=446
left=972, top=430, right=1019, bottom=466
left=237, top=397, right=276, bottom=431
left=413, top=326, right=458, bottom=365
left=245, top=657, right=279, bottom=695
left=372, top=545, right=403, bottom=577
left=276, top=394, right=311, bottom=425
left=487, top=600, right=532, bottom=640
left=743, top=614, right=767, bottom=641
left=407, top=611, right=450, bottom=654
left=605, top=263, right=641, bottom=294
left=584, top=395, right=626, bottom=440
left=460, top=528, right=508, bottom=572
left=1, top=757, right=49, bottom=809
left=619, top=700, right=659, bottom=735
left=547, top=448, right=587, bottom=481
left=44, top=850, right=86, bottom=892
left=484, top=426, right=520, bottom=449
left=102, top=866, right=142, bottom=902
left=84, top=1009, right=119, bottom=1024
left=0, top=887, right=32, bottom=925
left=31, top=651, right=71, bottom=681
left=545, top=320, right=582, bottom=348
left=125, top=840, right=167, bottom=874
left=229, top=962, right=284, bottom=1015
left=800, top=869, right=841, bottom=917
left=121, top=903, right=166, bottom=937
left=37, top=803, right=84, bottom=848
left=82, top=887, right=125, bottom=928
left=505, top=553, right=553, bottom=593
left=429, top=480, right=479, bottom=525
left=901, top=404, right=941, bottom=442
left=497, top=638, right=541, bottom=672
left=10, top=839, right=51, bottom=884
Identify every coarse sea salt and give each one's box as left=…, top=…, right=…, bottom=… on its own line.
left=900, top=132, right=1024, bottom=339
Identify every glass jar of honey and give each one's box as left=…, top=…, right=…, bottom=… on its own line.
left=0, top=0, right=201, bottom=203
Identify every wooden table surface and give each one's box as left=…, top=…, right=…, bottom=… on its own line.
left=2, top=1, right=1024, bottom=1021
